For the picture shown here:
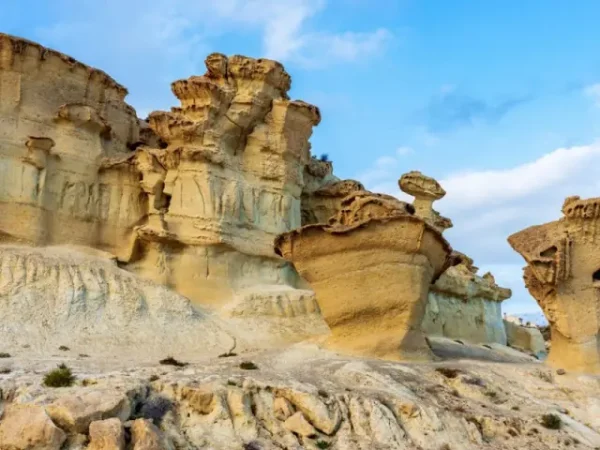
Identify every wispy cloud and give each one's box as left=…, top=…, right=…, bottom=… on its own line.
left=357, top=146, right=414, bottom=187
left=355, top=139, right=600, bottom=314
left=421, top=88, right=533, bottom=133
left=33, top=0, right=392, bottom=114
left=584, top=83, right=600, bottom=107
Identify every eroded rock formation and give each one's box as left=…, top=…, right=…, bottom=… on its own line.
left=0, top=34, right=322, bottom=310
left=0, top=33, right=142, bottom=261
left=275, top=188, right=452, bottom=361
left=129, top=53, right=321, bottom=306
left=508, top=196, right=600, bottom=373
left=423, top=252, right=512, bottom=345
left=301, top=157, right=364, bottom=226
left=399, top=171, right=453, bottom=233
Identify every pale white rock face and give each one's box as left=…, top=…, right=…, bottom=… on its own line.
left=0, top=244, right=238, bottom=358
left=423, top=292, right=508, bottom=345
left=0, top=244, right=329, bottom=357
left=422, top=259, right=511, bottom=345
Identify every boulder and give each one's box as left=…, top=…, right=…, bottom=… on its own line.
left=88, top=418, right=125, bottom=450
left=0, top=404, right=66, bottom=450
left=45, top=390, right=130, bottom=433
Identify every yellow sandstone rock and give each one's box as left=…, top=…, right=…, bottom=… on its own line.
left=508, top=195, right=600, bottom=373
left=275, top=187, right=452, bottom=361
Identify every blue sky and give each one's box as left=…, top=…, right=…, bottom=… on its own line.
left=4, top=0, right=600, bottom=313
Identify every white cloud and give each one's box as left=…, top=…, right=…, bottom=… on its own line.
left=584, top=83, right=600, bottom=107
left=439, top=143, right=600, bottom=213
left=33, top=0, right=391, bottom=114
left=357, top=146, right=414, bottom=186
left=355, top=141, right=600, bottom=314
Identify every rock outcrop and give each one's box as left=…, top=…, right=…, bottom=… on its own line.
left=275, top=187, right=452, bottom=361
left=508, top=195, right=600, bottom=373
left=423, top=252, right=512, bottom=345
left=0, top=34, right=322, bottom=310
left=399, top=171, right=453, bottom=232
left=129, top=53, right=321, bottom=306
left=0, top=33, right=142, bottom=261
left=504, top=320, right=547, bottom=359
left=0, top=244, right=239, bottom=358
left=2, top=347, right=600, bottom=450
left=300, top=157, right=364, bottom=226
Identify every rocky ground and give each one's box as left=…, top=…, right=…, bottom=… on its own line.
left=1, top=339, right=599, bottom=450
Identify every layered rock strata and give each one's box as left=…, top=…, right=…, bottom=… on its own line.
left=0, top=34, right=323, bottom=309
left=508, top=196, right=600, bottom=373
left=275, top=189, right=452, bottom=361
left=0, top=33, right=142, bottom=261
left=423, top=252, right=512, bottom=345
left=122, top=53, right=322, bottom=306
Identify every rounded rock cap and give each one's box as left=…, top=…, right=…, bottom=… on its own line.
left=399, top=171, right=446, bottom=200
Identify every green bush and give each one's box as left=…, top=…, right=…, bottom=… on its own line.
left=541, top=413, right=562, bottom=430
left=43, top=364, right=76, bottom=387
left=0, top=353, right=10, bottom=358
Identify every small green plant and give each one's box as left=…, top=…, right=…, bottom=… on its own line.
left=227, top=380, right=237, bottom=386
left=512, top=405, right=520, bottom=411
left=541, top=413, right=562, bottom=430
left=0, top=353, right=10, bottom=358
left=316, top=440, right=330, bottom=449
left=0, top=368, right=11, bottom=374
left=58, top=346, right=70, bottom=351
left=159, top=356, right=187, bottom=367
left=240, top=361, right=258, bottom=370
left=43, top=364, right=76, bottom=387
left=81, top=378, right=97, bottom=387
left=149, top=374, right=160, bottom=382
left=79, top=353, right=90, bottom=358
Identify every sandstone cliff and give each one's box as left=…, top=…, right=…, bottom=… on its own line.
left=0, top=33, right=142, bottom=261
left=0, top=34, right=323, bottom=310
left=128, top=53, right=322, bottom=307
left=508, top=195, right=600, bottom=373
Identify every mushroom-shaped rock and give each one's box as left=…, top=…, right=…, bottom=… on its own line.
left=508, top=195, right=600, bottom=373
left=399, top=171, right=447, bottom=228
left=275, top=189, right=452, bottom=361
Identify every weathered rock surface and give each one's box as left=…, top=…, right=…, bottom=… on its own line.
left=508, top=195, right=600, bottom=373
left=0, top=404, right=66, bottom=450
left=423, top=253, right=512, bottom=345
left=504, top=320, right=548, bottom=360
left=87, top=418, right=125, bottom=450
left=276, top=187, right=452, bottom=361
left=399, top=171, right=453, bottom=232
left=46, top=391, right=130, bottom=434
left=0, top=35, right=321, bottom=311
left=300, top=157, right=364, bottom=226
left=129, top=53, right=321, bottom=307
left=1, top=347, right=599, bottom=449
left=0, top=244, right=241, bottom=357
left=0, top=33, right=142, bottom=262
